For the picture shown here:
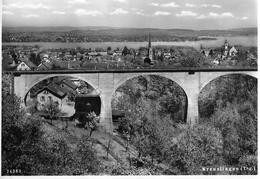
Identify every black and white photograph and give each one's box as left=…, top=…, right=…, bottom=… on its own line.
left=1, top=0, right=258, bottom=176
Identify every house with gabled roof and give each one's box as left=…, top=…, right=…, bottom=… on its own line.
left=16, top=58, right=36, bottom=71
left=35, top=84, right=68, bottom=110
left=37, top=61, right=54, bottom=71
left=229, top=46, right=238, bottom=57
left=61, top=79, right=78, bottom=91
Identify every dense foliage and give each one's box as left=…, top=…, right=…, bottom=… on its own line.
left=2, top=74, right=101, bottom=175
left=166, top=124, right=223, bottom=174
left=198, top=75, right=257, bottom=174
left=2, top=72, right=257, bottom=175
left=112, top=74, right=257, bottom=175
left=113, top=75, right=187, bottom=125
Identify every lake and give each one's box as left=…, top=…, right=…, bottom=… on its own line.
left=2, top=35, right=257, bottom=50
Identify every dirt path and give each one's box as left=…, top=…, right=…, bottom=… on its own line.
left=43, top=119, right=138, bottom=167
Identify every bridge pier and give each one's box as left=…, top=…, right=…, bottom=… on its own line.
left=98, top=73, right=114, bottom=134
left=186, top=90, right=199, bottom=125
left=13, top=76, right=27, bottom=106
left=180, top=73, right=200, bottom=125
left=99, top=94, right=113, bottom=133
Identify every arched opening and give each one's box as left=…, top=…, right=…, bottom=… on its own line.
left=199, top=73, right=257, bottom=121
left=198, top=74, right=257, bottom=165
left=25, top=76, right=101, bottom=127
left=111, top=74, right=188, bottom=134
left=111, top=74, right=188, bottom=163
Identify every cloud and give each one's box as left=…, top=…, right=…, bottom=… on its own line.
left=110, top=8, right=128, bottom=15
left=113, top=0, right=127, bottom=3
left=212, top=4, right=221, bottom=8
left=240, top=16, right=248, bottom=20
left=22, top=14, right=39, bottom=18
left=52, top=11, right=66, bottom=15
left=176, top=11, right=197, bottom=17
left=185, top=3, right=197, bottom=7
left=196, top=12, right=234, bottom=19
left=207, top=12, right=234, bottom=18
left=135, top=11, right=145, bottom=16
left=4, top=3, right=50, bottom=10
left=209, top=12, right=219, bottom=17
left=161, top=2, right=179, bottom=7
left=154, top=11, right=171, bottom=16
left=150, top=2, right=179, bottom=7
left=221, top=12, right=234, bottom=17
left=201, top=4, right=210, bottom=7
left=150, top=2, right=159, bottom=6
left=201, top=4, right=221, bottom=8
left=131, top=8, right=145, bottom=16
left=196, top=14, right=206, bottom=19
left=68, top=0, right=89, bottom=4
left=3, top=11, right=14, bottom=15
left=74, top=9, right=102, bottom=16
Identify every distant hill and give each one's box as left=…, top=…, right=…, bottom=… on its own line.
left=2, top=26, right=257, bottom=43
left=2, top=26, right=116, bottom=32
left=2, top=26, right=257, bottom=35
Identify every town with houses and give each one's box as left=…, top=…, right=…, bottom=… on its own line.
left=2, top=35, right=257, bottom=72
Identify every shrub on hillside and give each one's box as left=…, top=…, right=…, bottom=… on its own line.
left=208, top=104, right=257, bottom=166
left=166, top=124, right=223, bottom=175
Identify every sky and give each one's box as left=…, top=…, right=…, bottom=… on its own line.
left=2, top=0, right=257, bottom=29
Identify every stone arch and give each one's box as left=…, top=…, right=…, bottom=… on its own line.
left=23, top=74, right=99, bottom=102
left=198, top=73, right=257, bottom=120
left=113, top=72, right=187, bottom=95
left=199, top=72, right=258, bottom=92
left=23, top=74, right=100, bottom=109
left=111, top=73, right=189, bottom=127
left=26, top=74, right=98, bottom=95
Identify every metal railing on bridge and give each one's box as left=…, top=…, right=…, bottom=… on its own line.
left=3, top=66, right=257, bottom=76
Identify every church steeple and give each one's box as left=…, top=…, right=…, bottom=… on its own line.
left=147, top=33, right=153, bottom=61
left=144, top=33, right=153, bottom=65
left=148, top=33, right=151, bottom=48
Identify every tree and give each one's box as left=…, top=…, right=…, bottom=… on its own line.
left=209, top=104, right=257, bottom=165
left=29, top=53, right=37, bottom=66
left=86, top=112, right=100, bottom=137
left=74, top=136, right=101, bottom=174
left=36, top=53, right=42, bottom=66
left=105, top=139, right=113, bottom=160
left=2, top=74, right=44, bottom=175
left=10, top=50, right=18, bottom=63
left=122, top=46, right=130, bottom=56
left=107, top=46, right=112, bottom=52
left=166, top=124, right=223, bottom=175
left=42, top=101, right=61, bottom=124
left=26, top=98, right=39, bottom=114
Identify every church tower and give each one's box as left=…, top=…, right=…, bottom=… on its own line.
left=148, top=33, right=153, bottom=61
left=224, top=40, right=229, bottom=50
left=224, top=39, right=229, bottom=57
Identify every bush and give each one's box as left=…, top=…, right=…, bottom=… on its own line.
left=2, top=76, right=45, bottom=175
left=166, top=124, right=223, bottom=175
left=109, top=164, right=153, bottom=175
left=236, top=155, right=257, bottom=175
left=208, top=104, right=257, bottom=165
left=74, top=136, right=101, bottom=174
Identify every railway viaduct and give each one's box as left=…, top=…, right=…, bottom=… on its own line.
left=11, top=68, right=258, bottom=133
